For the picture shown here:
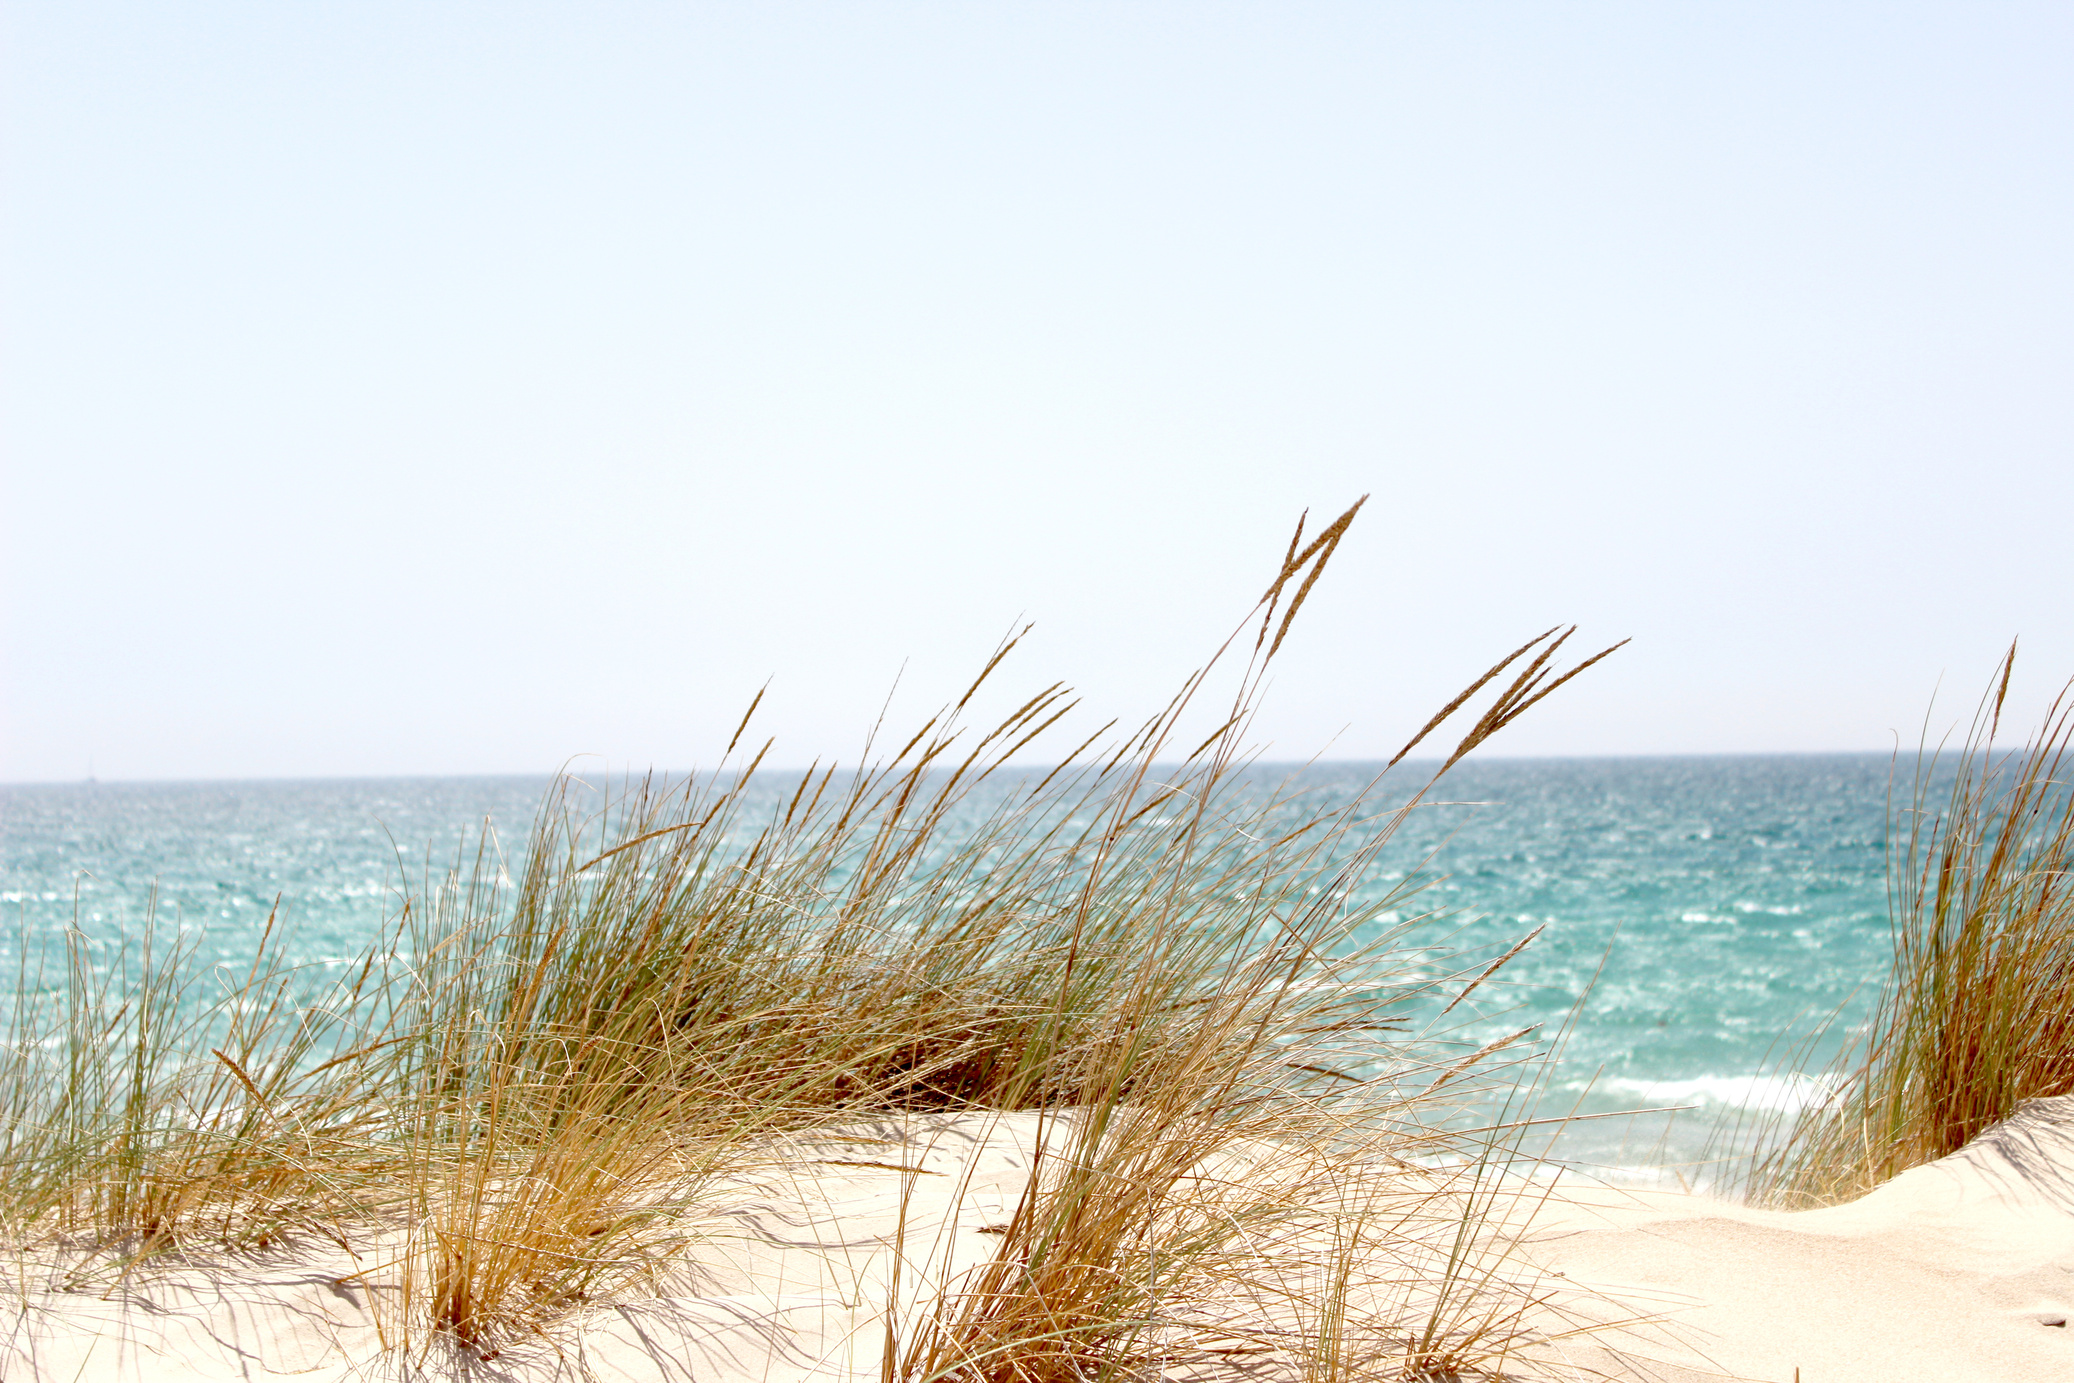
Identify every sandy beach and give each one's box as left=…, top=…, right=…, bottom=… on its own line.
left=4, top=1097, right=2071, bottom=1382
left=1526, top=1093, right=2074, bottom=1381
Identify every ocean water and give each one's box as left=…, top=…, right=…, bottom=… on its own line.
left=0, top=755, right=1899, bottom=1181
left=1314, top=755, right=1896, bottom=1177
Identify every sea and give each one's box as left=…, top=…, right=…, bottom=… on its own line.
left=0, top=754, right=1902, bottom=1186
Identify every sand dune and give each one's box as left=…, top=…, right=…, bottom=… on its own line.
left=1528, top=1094, right=2074, bottom=1381
left=10, top=1100, right=2074, bottom=1381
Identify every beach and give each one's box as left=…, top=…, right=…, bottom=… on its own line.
left=12, top=0, right=2073, bottom=1373
left=1528, top=1093, right=2074, bottom=1380
left=6, top=1097, right=2073, bottom=1380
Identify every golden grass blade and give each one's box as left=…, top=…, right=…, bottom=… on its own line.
left=1264, top=496, right=1369, bottom=661
left=1387, top=627, right=1559, bottom=769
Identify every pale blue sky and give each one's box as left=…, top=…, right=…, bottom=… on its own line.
left=5, top=2, right=2071, bottom=782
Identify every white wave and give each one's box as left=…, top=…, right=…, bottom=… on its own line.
left=1599, top=1073, right=1838, bottom=1114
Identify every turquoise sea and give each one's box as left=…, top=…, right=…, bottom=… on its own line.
left=0, top=755, right=1899, bottom=1183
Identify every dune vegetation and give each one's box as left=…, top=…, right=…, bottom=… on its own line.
left=1753, top=644, right=2074, bottom=1208
left=1, top=502, right=1640, bottom=1379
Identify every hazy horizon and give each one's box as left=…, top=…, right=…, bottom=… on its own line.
left=1, top=747, right=1924, bottom=791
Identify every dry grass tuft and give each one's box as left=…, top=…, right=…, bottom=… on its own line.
left=1755, top=642, right=2074, bottom=1206
left=0, top=899, right=410, bottom=1264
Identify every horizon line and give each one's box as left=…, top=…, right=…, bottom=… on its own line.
left=0, top=746, right=1928, bottom=790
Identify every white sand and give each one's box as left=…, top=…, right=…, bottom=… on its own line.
left=9, top=1099, right=2074, bottom=1381
left=1524, top=1093, right=2074, bottom=1381
left=1, top=1113, right=1046, bottom=1383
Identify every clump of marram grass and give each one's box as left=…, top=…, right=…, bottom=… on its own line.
left=1753, top=643, right=2074, bottom=1208
left=1, top=500, right=1625, bottom=1375
left=881, top=594, right=1621, bottom=1381
left=0, top=894, right=417, bottom=1264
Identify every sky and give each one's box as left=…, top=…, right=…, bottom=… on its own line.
left=4, top=2, right=2072, bottom=783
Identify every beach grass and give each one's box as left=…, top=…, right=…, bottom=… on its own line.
left=1753, top=644, right=2074, bottom=1207
left=1, top=502, right=1624, bottom=1376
